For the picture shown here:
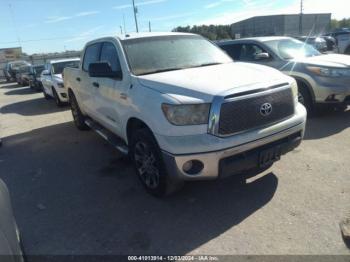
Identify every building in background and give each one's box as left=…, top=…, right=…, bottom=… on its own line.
left=0, top=47, right=22, bottom=61
left=231, top=13, right=331, bottom=39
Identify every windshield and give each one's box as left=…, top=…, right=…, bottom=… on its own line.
left=264, top=39, right=321, bottom=59
left=52, top=60, right=80, bottom=74
left=122, top=35, right=232, bottom=76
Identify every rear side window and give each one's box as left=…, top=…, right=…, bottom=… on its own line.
left=83, top=43, right=101, bottom=72
left=100, top=42, right=122, bottom=73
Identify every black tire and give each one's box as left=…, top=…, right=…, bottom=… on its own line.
left=52, top=87, right=63, bottom=107
left=42, top=87, right=51, bottom=100
left=130, top=128, right=183, bottom=197
left=6, top=77, right=10, bottom=82
left=69, top=91, right=89, bottom=131
left=297, top=84, right=314, bottom=115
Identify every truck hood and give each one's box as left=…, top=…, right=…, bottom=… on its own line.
left=137, top=62, right=290, bottom=103
left=294, top=54, right=350, bottom=68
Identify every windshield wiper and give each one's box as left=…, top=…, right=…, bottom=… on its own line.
left=138, top=67, right=185, bottom=76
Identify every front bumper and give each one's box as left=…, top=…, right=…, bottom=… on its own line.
left=162, top=122, right=304, bottom=181
left=312, top=78, right=350, bottom=104
left=160, top=103, right=306, bottom=181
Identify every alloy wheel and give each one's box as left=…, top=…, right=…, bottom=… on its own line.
left=134, top=141, right=160, bottom=189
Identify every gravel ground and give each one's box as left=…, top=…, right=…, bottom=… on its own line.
left=0, top=81, right=349, bottom=256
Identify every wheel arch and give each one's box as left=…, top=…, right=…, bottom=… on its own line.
left=292, top=76, right=315, bottom=103
left=126, top=117, right=153, bottom=145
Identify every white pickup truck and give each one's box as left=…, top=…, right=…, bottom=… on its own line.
left=64, top=32, right=307, bottom=197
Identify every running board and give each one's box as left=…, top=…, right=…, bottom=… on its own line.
left=84, top=119, right=129, bottom=155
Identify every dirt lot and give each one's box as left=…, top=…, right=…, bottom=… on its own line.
left=0, top=81, right=349, bottom=256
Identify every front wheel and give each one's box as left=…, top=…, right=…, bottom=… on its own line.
left=298, top=85, right=313, bottom=115
left=130, top=128, right=183, bottom=197
left=52, top=88, right=63, bottom=107
left=42, top=87, right=51, bottom=100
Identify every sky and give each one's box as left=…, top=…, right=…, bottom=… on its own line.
left=0, top=0, right=349, bottom=54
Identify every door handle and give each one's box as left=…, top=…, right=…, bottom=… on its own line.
left=93, top=82, right=100, bottom=88
left=76, top=77, right=81, bottom=82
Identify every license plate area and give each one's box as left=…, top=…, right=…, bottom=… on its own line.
left=259, top=146, right=282, bottom=168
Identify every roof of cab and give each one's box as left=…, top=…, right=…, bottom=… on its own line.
left=49, top=58, right=80, bottom=64
left=118, top=32, right=196, bottom=40
left=85, top=32, right=197, bottom=45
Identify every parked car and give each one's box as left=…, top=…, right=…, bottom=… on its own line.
left=0, top=179, right=24, bottom=262
left=28, top=64, right=45, bottom=91
left=294, top=36, right=328, bottom=53
left=3, top=61, right=30, bottom=82
left=64, top=33, right=306, bottom=197
left=41, top=58, right=80, bottom=106
left=217, top=37, right=350, bottom=113
left=320, top=35, right=338, bottom=53
left=16, top=65, right=32, bottom=86
left=324, top=28, right=350, bottom=54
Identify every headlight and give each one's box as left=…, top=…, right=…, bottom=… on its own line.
left=57, top=82, right=64, bottom=88
left=161, top=103, right=210, bottom=126
left=290, top=79, right=298, bottom=103
left=306, top=66, right=350, bottom=77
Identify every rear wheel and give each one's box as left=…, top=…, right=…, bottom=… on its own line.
left=69, top=91, right=89, bottom=131
left=130, top=128, right=183, bottom=197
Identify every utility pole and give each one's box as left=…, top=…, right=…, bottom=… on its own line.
left=120, top=26, right=123, bottom=35
left=132, top=0, right=139, bottom=33
left=149, top=21, right=152, bottom=32
left=299, top=0, right=303, bottom=35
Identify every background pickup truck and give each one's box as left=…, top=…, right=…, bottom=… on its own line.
left=64, top=32, right=307, bottom=197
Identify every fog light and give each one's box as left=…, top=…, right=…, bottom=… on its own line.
left=183, top=161, right=193, bottom=173
left=182, top=160, right=204, bottom=175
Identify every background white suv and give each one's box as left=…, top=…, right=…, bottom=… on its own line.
left=41, top=58, right=80, bottom=106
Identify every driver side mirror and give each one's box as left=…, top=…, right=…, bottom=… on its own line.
left=88, top=62, right=122, bottom=79
left=254, top=52, right=270, bottom=60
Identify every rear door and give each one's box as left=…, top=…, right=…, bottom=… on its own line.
left=92, top=41, right=128, bottom=136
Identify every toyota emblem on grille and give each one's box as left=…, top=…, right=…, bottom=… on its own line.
left=260, top=103, right=273, bottom=116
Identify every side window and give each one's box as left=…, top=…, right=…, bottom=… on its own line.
left=100, top=42, right=122, bottom=73
left=83, top=43, right=101, bottom=72
left=220, top=44, right=242, bottom=60
left=239, top=44, right=266, bottom=61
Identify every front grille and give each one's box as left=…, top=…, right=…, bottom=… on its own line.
left=218, top=88, right=294, bottom=136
